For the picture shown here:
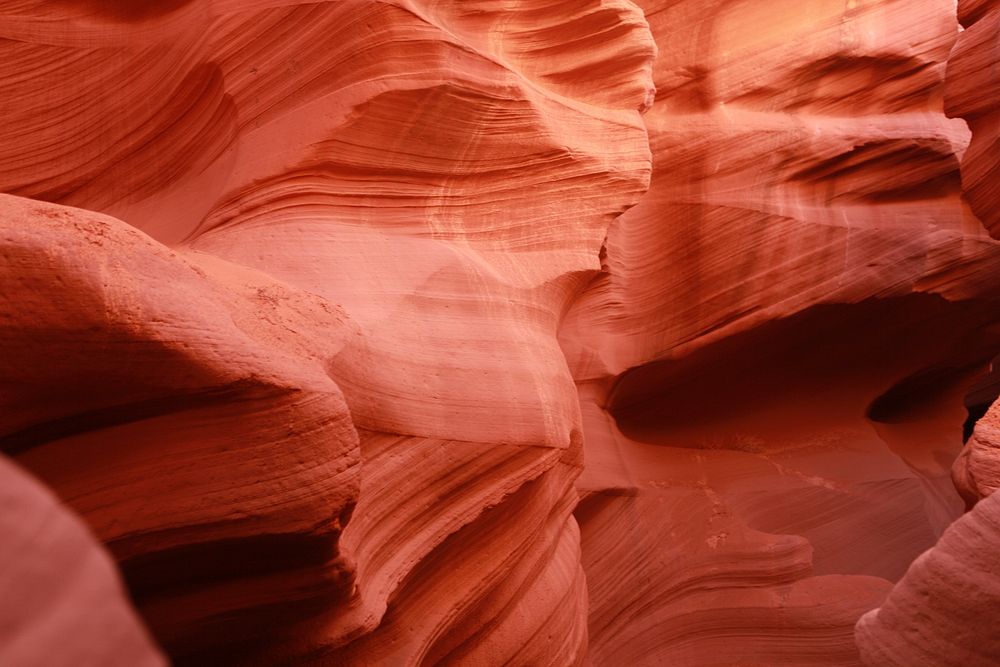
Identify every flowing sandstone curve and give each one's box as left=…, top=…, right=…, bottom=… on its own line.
left=854, top=490, right=1000, bottom=666
left=948, top=0, right=1000, bottom=506
left=0, top=0, right=655, bottom=664
left=859, top=398, right=1000, bottom=667
left=559, top=0, right=1000, bottom=664
left=0, top=194, right=363, bottom=662
left=945, top=0, right=1000, bottom=237
left=954, top=402, right=1000, bottom=505
left=0, top=455, right=166, bottom=667
left=852, top=3, right=1000, bottom=664
left=2, top=0, right=1000, bottom=665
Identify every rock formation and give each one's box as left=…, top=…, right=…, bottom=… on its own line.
left=852, top=3, right=1000, bottom=665
left=948, top=0, right=1000, bottom=508
left=854, top=487, right=1000, bottom=667
left=946, top=0, right=1000, bottom=237
left=1, top=1, right=651, bottom=663
left=0, top=456, right=165, bottom=667
left=562, top=0, right=1000, bottom=664
left=0, top=0, right=997, bottom=665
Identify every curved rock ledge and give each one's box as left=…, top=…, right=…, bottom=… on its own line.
left=0, top=0, right=997, bottom=665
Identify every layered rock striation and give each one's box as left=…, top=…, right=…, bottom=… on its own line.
left=854, top=486, right=1000, bottom=666
left=1, top=1, right=653, bottom=664
left=0, top=0, right=998, bottom=665
left=853, top=3, right=1000, bottom=664
left=560, top=0, right=1000, bottom=664
left=945, top=0, right=1000, bottom=237
left=0, top=456, right=165, bottom=667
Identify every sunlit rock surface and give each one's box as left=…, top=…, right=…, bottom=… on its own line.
left=0, top=1, right=652, bottom=663
left=0, top=0, right=997, bottom=665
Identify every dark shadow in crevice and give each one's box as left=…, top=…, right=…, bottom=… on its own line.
left=866, top=363, right=985, bottom=425
left=960, top=355, right=1000, bottom=441
left=609, top=294, right=1000, bottom=444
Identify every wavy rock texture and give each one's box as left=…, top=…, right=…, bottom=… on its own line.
left=1, top=0, right=999, bottom=665
left=854, top=490, right=1000, bottom=666
left=853, top=4, right=1000, bottom=665
left=0, top=456, right=165, bottom=667
left=948, top=0, right=1000, bottom=507
left=860, top=394, right=1000, bottom=667
left=559, top=0, right=1000, bottom=664
left=954, top=402, right=1000, bottom=505
left=0, top=0, right=653, bottom=664
left=945, top=0, right=1000, bottom=236
left=1, top=194, right=362, bottom=662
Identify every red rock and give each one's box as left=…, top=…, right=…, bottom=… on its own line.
left=853, top=6, right=1000, bottom=664
left=0, top=0, right=998, bottom=665
left=0, top=0, right=652, bottom=663
left=562, top=0, right=1000, bottom=663
left=945, top=0, right=1000, bottom=237
left=854, top=490, right=1000, bottom=667
left=954, top=404, right=1000, bottom=505
left=0, top=455, right=164, bottom=666
left=0, top=194, right=362, bottom=661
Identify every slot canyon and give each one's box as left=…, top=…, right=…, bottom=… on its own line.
left=1, top=0, right=998, bottom=665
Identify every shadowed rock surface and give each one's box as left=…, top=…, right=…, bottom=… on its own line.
left=0, top=0, right=998, bottom=665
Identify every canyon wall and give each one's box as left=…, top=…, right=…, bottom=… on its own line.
left=0, top=0, right=997, bottom=665
left=0, top=457, right=165, bottom=666
left=0, top=1, right=653, bottom=663
left=561, top=0, right=1000, bottom=664
left=853, top=2, right=1000, bottom=665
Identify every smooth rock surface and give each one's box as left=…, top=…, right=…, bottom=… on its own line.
left=0, top=0, right=998, bottom=665
left=946, top=0, right=1000, bottom=236
left=855, top=490, right=1000, bottom=667
left=0, top=456, right=165, bottom=667
left=0, top=1, right=653, bottom=663
left=854, top=4, right=1000, bottom=665
left=560, top=0, right=1000, bottom=664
